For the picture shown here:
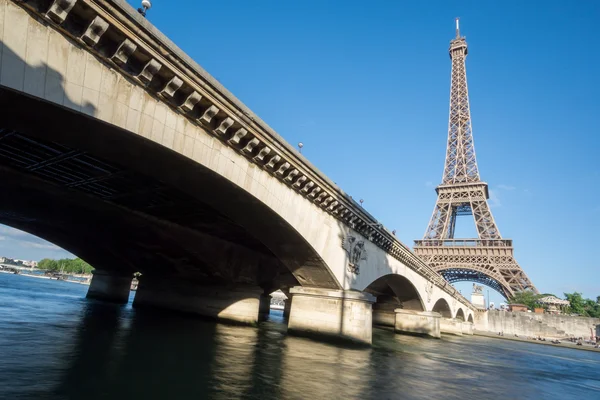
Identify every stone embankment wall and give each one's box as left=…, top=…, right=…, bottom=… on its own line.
left=475, top=310, right=600, bottom=339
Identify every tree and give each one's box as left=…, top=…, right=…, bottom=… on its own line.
left=37, top=257, right=93, bottom=274
left=564, top=292, right=587, bottom=315
left=38, top=258, right=59, bottom=271
left=509, top=290, right=542, bottom=310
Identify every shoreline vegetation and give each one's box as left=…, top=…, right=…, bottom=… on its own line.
left=37, top=258, right=94, bottom=274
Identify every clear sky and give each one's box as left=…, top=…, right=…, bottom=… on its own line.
left=2, top=1, right=599, bottom=305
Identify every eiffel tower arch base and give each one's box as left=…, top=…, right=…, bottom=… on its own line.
left=413, top=239, right=535, bottom=300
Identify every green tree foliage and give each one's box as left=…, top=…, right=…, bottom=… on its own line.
left=509, top=290, right=543, bottom=310
left=564, top=292, right=586, bottom=315
left=564, top=292, right=600, bottom=318
left=509, top=291, right=600, bottom=317
left=37, top=257, right=94, bottom=274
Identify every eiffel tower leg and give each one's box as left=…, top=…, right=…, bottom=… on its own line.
left=470, top=197, right=501, bottom=240
left=424, top=201, right=452, bottom=240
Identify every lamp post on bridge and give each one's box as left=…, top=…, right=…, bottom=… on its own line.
left=138, top=0, right=152, bottom=17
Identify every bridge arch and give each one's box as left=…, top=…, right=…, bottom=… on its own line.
left=455, top=308, right=465, bottom=321
left=365, top=274, right=425, bottom=327
left=0, top=88, right=343, bottom=293
left=467, top=313, right=474, bottom=323
left=431, top=298, right=452, bottom=318
left=365, top=274, right=425, bottom=311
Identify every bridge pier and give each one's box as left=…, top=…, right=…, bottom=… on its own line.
left=440, top=318, right=464, bottom=336
left=372, top=300, right=398, bottom=327
left=132, top=277, right=270, bottom=324
left=283, top=299, right=292, bottom=320
left=86, top=270, right=133, bottom=304
left=394, top=309, right=441, bottom=338
left=287, top=286, right=375, bottom=345
left=461, top=321, right=474, bottom=335
left=259, top=292, right=271, bottom=320
left=278, top=289, right=292, bottom=320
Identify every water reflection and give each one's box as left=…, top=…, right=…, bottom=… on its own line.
left=0, top=274, right=599, bottom=400
left=54, top=302, right=126, bottom=399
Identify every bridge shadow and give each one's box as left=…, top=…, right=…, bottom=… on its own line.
left=51, top=300, right=291, bottom=399
left=52, top=301, right=127, bottom=399
left=1, top=39, right=97, bottom=118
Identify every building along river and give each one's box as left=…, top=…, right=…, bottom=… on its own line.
left=0, top=273, right=599, bottom=400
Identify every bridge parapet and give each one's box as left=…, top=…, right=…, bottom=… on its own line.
left=415, top=239, right=513, bottom=247
left=7, top=0, right=474, bottom=311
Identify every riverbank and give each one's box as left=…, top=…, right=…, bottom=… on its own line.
left=474, top=330, right=600, bottom=353
left=0, top=270, right=91, bottom=285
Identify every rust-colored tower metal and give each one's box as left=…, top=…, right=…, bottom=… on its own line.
left=414, top=19, right=537, bottom=300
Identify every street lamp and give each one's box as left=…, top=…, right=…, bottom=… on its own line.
left=359, top=199, right=364, bottom=207
left=298, top=142, right=304, bottom=154
left=138, top=0, right=152, bottom=17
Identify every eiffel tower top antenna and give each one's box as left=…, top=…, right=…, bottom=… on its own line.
left=455, top=17, right=460, bottom=38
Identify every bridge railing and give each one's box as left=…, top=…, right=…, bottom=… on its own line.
left=14, top=0, right=475, bottom=311
left=414, top=239, right=513, bottom=247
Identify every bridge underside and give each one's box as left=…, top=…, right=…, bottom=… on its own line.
left=0, top=85, right=340, bottom=292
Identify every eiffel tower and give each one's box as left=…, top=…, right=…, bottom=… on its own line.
left=414, top=19, right=537, bottom=300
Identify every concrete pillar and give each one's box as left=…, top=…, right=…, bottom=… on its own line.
left=287, top=286, right=375, bottom=345
left=462, top=321, right=474, bottom=335
left=440, top=318, right=463, bottom=336
left=474, top=310, right=488, bottom=331
left=259, top=293, right=271, bottom=321
left=372, top=301, right=398, bottom=327
left=133, top=277, right=265, bottom=325
left=394, top=309, right=441, bottom=339
left=283, top=298, right=292, bottom=320
left=86, top=270, right=133, bottom=304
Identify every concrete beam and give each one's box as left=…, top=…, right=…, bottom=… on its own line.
left=287, top=286, right=375, bottom=345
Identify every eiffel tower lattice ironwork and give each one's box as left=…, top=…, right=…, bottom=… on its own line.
left=414, top=19, right=537, bottom=300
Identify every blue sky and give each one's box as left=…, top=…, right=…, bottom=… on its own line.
left=3, top=1, right=599, bottom=305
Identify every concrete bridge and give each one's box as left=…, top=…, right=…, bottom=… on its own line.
left=0, top=0, right=475, bottom=344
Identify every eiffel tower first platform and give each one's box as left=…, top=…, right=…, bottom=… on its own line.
left=414, top=19, right=537, bottom=300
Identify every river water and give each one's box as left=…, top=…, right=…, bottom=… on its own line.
left=0, top=273, right=599, bottom=400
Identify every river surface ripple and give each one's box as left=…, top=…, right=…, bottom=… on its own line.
left=0, top=273, right=599, bottom=400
